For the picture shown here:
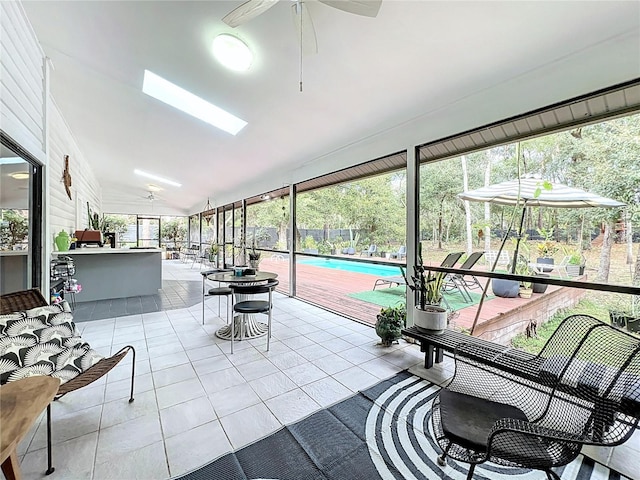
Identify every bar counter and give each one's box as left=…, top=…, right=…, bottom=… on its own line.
left=52, top=248, right=162, bottom=302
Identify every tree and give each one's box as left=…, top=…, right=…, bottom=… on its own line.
left=161, top=219, right=186, bottom=249
left=0, top=210, right=28, bottom=249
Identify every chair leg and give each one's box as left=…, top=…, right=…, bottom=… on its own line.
left=466, top=463, right=476, bottom=480
left=129, top=346, right=136, bottom=403
left=202, top=276, right=206, bottom=326
left=266, top=291, right=272, bottom=351
left=230, top=304, right=234, bottom=354
left=546, top=470, right=561, bottom=480
left=46, top=404, right=54, bottom=475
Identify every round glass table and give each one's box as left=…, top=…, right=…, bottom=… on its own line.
left=206, top=270, right=278, bottom=341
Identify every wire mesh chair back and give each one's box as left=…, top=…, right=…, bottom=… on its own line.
left=538, top=318, right=640, bottom=445
left=432, top=314, right=640, bottom=478
left=230, top=278, right=279, bottom=296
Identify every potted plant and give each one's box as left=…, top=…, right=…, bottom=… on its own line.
left=375, top=302, right=406, bottom=346
left=248, top=243, right=261, bottom=270
left=401, top=250, right=448, bottom=334
left=608, top=296, right=639, bottom=333
left=209, top=244, right=219, bottom=265
left=564, top=247, right=586, bottom=276
left=516, top=261, right=533, bottom=298
left=535, top=228, right=558, bottom=272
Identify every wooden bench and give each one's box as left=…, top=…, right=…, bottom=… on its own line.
left=402, top=325, right=537, bottom=369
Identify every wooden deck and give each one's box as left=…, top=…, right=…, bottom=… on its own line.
left=259, top=257, right=585, bottom=335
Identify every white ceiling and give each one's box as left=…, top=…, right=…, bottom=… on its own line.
left=21, top=1, right=640, bottom=216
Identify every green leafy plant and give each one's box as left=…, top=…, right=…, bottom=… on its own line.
left=0, top=210, right=28, bottom=249
left=86, top=202, right=106, bottom=232
left=515, top=260, right=533, bottom=288
left=401, top=248, right=446, bottom=310
left=375, top=303, right=406, bottom=346
left=248, top=242, right=261, bottom=262
left=562, top=246, right=585, bottom=265
left=536, top=227, right=558, bottom=258
left=536, top=240, right=559, bottom=258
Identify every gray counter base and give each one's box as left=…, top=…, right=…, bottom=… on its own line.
left=66, top=251, right=162, bottom=302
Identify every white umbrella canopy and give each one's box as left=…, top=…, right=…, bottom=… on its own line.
left=458, top=176, right=626, bottom=208
left=458, top=175, right=625, bottom=273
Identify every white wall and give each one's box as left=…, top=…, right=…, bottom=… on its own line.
left=1, top=1, right=102, bottom=291
left=0, top=1, right=45, bottom=161
left=48, top=100, right=102, bottom=243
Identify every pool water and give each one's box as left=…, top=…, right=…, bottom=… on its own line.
left=298, top=258, right=404, bottom=277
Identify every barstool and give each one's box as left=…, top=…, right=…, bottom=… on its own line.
left=230, top=278, right=279, bottom=353
left=200, top=269, right=233, bottom=325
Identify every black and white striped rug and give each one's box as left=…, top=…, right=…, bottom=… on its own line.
left=177, top=371, right=630, bottom=480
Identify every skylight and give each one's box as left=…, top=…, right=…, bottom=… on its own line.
left=134, top=169, right=182, bottom=187
left=142, top=70, right=247, bottom=135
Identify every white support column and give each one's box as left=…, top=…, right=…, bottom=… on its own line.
left=406, top=146, right=418, bottom=326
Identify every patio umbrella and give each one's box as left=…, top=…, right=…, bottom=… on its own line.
left=458, top=175, right=625, bottom=272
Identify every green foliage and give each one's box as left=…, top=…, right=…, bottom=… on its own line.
left=86, top=202, right=105, bottom=231
left=0, top=210, right=28, bottom=249
left=302, top=235, right=317, bottom=250
left=561, top=245, right=585, bottom=265
left=375, top=303, right=406, bottom=346
left=102, top=215, right=128, bottom=236
left=536, top=240, right=559, bottom=258
left=401, top=249, right=446, bottom=309
left=161, top=219, right=186, bottom=247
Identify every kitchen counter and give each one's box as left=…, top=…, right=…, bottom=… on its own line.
left=52, top=248, right=162, bottom=302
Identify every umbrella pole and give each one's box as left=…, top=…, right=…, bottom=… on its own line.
left=512, top=205, right=527, bottom=273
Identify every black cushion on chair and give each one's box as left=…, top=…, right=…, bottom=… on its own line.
left=208, top=287, right=232, bottom=296
left=234, top=300, right=270, bottom=314
left=439, top=389, right=528, bottom=452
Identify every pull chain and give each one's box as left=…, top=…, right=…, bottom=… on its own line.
left=299, top=1, right=303, bottom=92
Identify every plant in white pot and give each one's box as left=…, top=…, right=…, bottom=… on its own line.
left=401, top=251, right=448, bottom=334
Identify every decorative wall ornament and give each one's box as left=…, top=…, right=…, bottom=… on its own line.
left=62, top=155, right=72, bottom=200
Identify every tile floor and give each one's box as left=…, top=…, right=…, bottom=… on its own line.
left=15, top=261, right=640, bottom=480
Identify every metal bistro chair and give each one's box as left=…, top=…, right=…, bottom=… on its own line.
left=230, top=278, right=279, bottom=354
left=200, top=269, right=233, bottom=325
left=430, top=314, right=640, bottom=480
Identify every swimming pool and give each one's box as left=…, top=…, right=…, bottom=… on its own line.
left=298, top=258, right=404, bottom=277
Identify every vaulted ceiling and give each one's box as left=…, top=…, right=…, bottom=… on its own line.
left=21, top=1, right=640, bottom=215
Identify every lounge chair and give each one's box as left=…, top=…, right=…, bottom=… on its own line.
left=360, top=244, right=377, bottom=257
left=444, top=251, right=484, bottom=294
left=373, top=276, right=406, bottom=290
left=391, top=245, right=406, bottom=260
left=0, top=289, right=135, bottom=475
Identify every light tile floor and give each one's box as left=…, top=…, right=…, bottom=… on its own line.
left=15, top=261, right=640, bottom=480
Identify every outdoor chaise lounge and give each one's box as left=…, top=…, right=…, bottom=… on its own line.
left=0, top=288, right=136, bottom=475
left=373, top=276, right=406, bottom=290
left=443, top=251, right=485, bottom=298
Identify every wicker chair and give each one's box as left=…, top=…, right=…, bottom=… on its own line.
left=431, top=314, right=640, bottom=480
left=0, top=288, right=136, bottom=475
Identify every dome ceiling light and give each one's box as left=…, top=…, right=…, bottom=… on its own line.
left=212, top=34, right=253, bottom=72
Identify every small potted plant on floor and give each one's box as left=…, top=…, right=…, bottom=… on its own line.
left=375, top=302, right=406, bottom=346
left=401, top=248, right=448, bottom=334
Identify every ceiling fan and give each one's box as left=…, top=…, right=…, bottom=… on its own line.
left=223, top=0, right=382, bottom=89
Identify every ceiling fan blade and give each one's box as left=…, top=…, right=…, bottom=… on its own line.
left=318, top=0, right=382, bottom=17
left=222, top=0, right=280, bottom=27
left=292, top=2, right=318, bottom=55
